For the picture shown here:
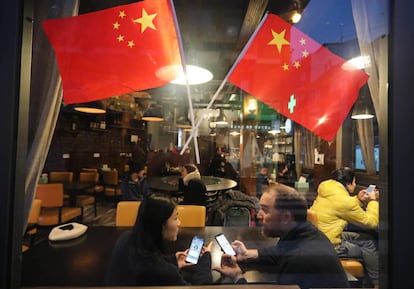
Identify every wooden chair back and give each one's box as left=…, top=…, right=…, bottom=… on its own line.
left=177, top=205, right=206, bottom=227
left=103, top=170, right=118, bottom=185
left=306, top=209, right=318, bottom=226
left=116, top=201, right=141, bottom=226
left=23, top=199, right=42, bottom=251
left=80, top=171, right=104, bottom=193
left=81, top=168, right=98, bottom=173
left=35, top=183, right=64, bottom=207
left=28, top=199, right=42, bottom=225
left=103, top=170, right=121, bottom=200
left=79, top=171, right=99, bottom=183
left=26, top=199, right=42, bottom=238
left=35, top=183, right=82, bottom=226
left=49, top=171, right=73, bottom=183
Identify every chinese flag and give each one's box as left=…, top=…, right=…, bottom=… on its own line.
left=228, top=13, right=369, bottom=141
left=42, top=0, right=181, bottom=104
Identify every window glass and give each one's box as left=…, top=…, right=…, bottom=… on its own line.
left=24, top=0, right=389, bottom=287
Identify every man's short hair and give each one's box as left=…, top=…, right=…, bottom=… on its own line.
left=265, top=183, right=308, bottom=222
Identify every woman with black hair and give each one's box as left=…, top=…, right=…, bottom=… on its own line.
left=178, top=164, right=207, bottom=206
left=105, top=194, right=212, bottom=286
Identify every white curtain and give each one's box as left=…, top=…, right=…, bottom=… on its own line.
left=23, top=0, right=79, bottom=235
left=351, top=0, right=389, bottom=175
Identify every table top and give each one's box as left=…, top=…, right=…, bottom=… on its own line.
left=147, top=175, right=237, bottom=192
left=22, top=285, right=299, bottom=289
left=22, top=226, right=276, bottom=287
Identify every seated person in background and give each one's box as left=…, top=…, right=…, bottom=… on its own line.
left=105, top=193, right=213, bottom=286
left=178, top=164, right=207, bottom=206
left=121, top=162, right=150, bottom=201
left=214, top=183, right=349, bottom=289
left=277, top=164, right=289, bottom=180
left=310, top=167, right=379, bottom=287
left=256, top=166, right=269, bottom=199
left=205, top=147, right=227, bottom=177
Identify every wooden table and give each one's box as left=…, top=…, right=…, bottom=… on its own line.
left=21, top=226, right=276, bottom=287
left=61, top=181, right=96, bottom=206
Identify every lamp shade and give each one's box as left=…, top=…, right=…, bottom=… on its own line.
left=212, top=108, right=228, bottom=126
left=142, top=105, right=164, bottom=121
left=351, top=105, right=374, bottom=120
left=351, top=87, right=374, bottom=120
left=209, top=128, right=217, bottom=136
left=74, top=101, right=106, bottom=114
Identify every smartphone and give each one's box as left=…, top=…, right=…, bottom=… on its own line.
left=215, top=233, right=236, bottom=256
left=366, top=184, right=376, bottom=195
left=185, top=236, right=204, bottom=264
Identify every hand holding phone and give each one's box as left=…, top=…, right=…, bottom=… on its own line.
left=215, top=233, right=236, bottom=256
left=185, top=236, right=204, bottom=264
left=365, top=184, right=376, bottom=195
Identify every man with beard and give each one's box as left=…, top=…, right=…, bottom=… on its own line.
left=213, top=183, right=349, bottom=289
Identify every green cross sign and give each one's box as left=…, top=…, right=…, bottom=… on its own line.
left=288, top=94, right=296, bottom=114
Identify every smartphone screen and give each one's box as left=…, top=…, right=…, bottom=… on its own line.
left=185, top=236, right=204, bottom=264
left=215, top=233, right=236, bottom=256
left=366, top=184, right=376, bottom=193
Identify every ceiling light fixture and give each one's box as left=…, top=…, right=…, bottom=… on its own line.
left=74, top=101, right=106, bottom=114
left=291, top=0, right=303, bottom=24
left=247, top=98, right=258, bottom=114
left=209, top=128, right=217, bottom=136
left=157, top=64, right=213, bottom=85
left=351, top=86, right=375, bottom=120
left=142, top=105, right=164, bottom=122
left=291, top=11, right=302, bottom=23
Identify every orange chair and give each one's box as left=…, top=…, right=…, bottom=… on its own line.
left=306, top=209, right=318, bottom=226
left=76, top=171, right=103, bottom=216
left=103, top=170, right=122, bottom=204
left=22, top=199, right=42, bottom=252
left=81, top=168, right=98, bottom=173
left=48, top=171, right=74, bottom=183
left=306, top=209, right=365, bottom=278
left=35, top=183, right=82, bottom=226
left=48, top=171, right=74, bottom=205
left=115, top=201, right=141, bottom=226
left=177, top=205, right=206, bottom=227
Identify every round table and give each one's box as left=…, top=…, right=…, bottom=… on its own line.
left=147, top=175, right=237, bottom=193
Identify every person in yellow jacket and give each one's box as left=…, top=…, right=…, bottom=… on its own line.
left=310, top=167, right=379, bottom=287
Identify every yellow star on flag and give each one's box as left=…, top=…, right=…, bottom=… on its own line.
left=118, top=10, right=126, bottom=19
left=133, top=8, right=157, bottom=33
left=113, top=21, right=120, bottom=29
left=268, top=29, right=290, bottom=53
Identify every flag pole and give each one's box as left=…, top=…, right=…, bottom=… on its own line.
left=168, top=0, right=200, bottom=163
left=180, top=12, right=270, bottom=154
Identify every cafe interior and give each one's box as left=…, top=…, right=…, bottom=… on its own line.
left=2, top=0, right=414, bottom=288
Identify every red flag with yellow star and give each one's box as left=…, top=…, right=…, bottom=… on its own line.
left=42, top=0, right=181, bottom=104
left=228, top=13, right=369, bottom=141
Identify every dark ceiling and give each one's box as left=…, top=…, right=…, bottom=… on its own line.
left=79, top=0, right=310, bottom=106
